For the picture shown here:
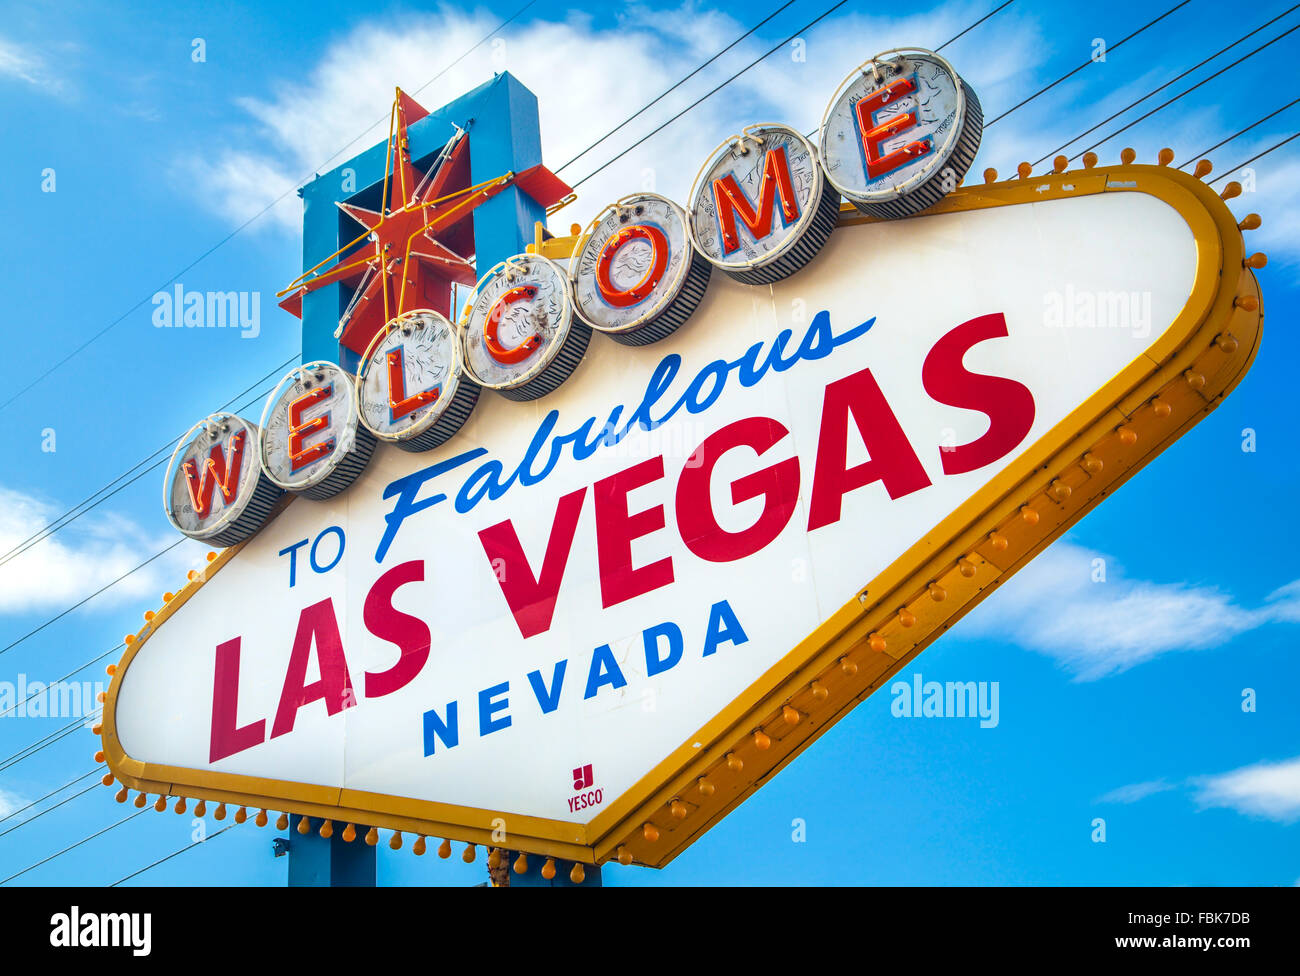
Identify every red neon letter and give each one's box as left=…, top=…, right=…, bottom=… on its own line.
left=478, top=487, right=587, bottom=639
left=484, top=285, right=542, bottom=364
left=271, top=598, right=355, bottom=739
left=209, top=636, right=266, bottom=763
left=676, top=417, right=801, bottom=562
left=387, top=345, right=440, bottom=421
left=807, top=367, right=931, bottom=531
left=922, top=313, right=1036, bottom=475
left=596, top=224, right=670, bottom=307
left=363, top=560, right=431, bottom=698
left=288, top=384, right=333, bottom=472
left=183, top=430, right=246, bottom=519
left=712, top=145, right=800, bottom=255
left=854, top=75, right=930, bottom=180
left=595, top=456, right=674, bottom=608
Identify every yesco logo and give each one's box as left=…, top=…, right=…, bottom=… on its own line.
left=49, top=907, right=151, bottom=956
left=570, top=764, right=603, bottom=813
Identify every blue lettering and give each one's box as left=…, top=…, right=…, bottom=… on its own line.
left=479, top=681, right=512, bottom=736
left=377, top=447, right=487, bottom=562
left=527, top=661, right=567, bottom=714
left=422, top=701, right=459, bottom=755
left=584, top=644, right=628, bottom=699
left=278, top=538, right=309, bottom=588
left=703, top=599, right=749, bottom=657
left=644, top=621, right=684, bottom=677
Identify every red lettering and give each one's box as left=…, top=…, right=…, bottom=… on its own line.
left=807, top=367, right=931, bottom=531
left=387, top=345, right=440, bottom=421
left=921, top=313, right=1036, bottom=475
left=288, top=385, right=333, bottom=472
left=712, top=145, right=800, bottom=254
left=594, top=456, right=674, bottom=609
left=208, top=636, right=265, bottom=763
left=183, top=430, right=246, bottom=519
left=479, top=487, right=586, bottom=639
left=676, top=417, right=801, bottom=561
left=271, top=598, right=355, bottom=739
left=363, top=560, right=430, bottom=698
left=855, top=75, right=930, bottom=180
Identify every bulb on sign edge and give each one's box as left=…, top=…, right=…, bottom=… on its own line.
left=105, top=664, right=116, bottom=677
left=989, top=532, right=1009, bottom=551
left=617, top=846, right=633, bottom=866
left=124, top=634, right=134, bottom=645
left=1234, top=295, right=1259, bottom=311
left=101, top=772, right=113, bottom=787
left=643, top=822, right=660, bottom=842
left=318, top=820, right=332, bottom=838
left=97, top=691, right=105, bottom=703
left=1152, top=398, right=1172, bottom=418
left=670, top=800, right=688, bottom=820
left=726, top=753, right=743, bottom=772
left=390, top=831, right=403, bottom=851
left=153, top=796, right=166, bottom=812
left=541, top=858, right=556, bottom=880
left=115, top=787, right=128, bottom=803
left=1053, top=155, right=1067, bottom=173
left=195, top=800, right=207, bottom=817
left=144, top=610, right=155, bottom=622
left=94, top=750, right=104, bottom=763
left=929, top=583, right=947, bottom=602
left=698, top=776, right=716, bottom=796
left=1083, top=152, right=1098, bottom=169
left=214, top=803, right=226, bottom=820
left=135, top=793, right=147, bottom=808
left=1245, top=253, right=1267, bottom=269
left=811, top=681, right=829, bottom=701
left=1216, top=334, right=1239, bottom=353
left=187, top=570, right=198, bottom=582
left=1120, top=148, right=1136, bottom=165
left=296, top=815, right=309, bottom=835
left=570, top=863, right=585, bottom=884
left=174, top=797, right=186, bottom=814
left=1185, top=371, right=1206, bottom=390
left=983, top=167, right=998, bottom=184
left=366, top=827, right=379, bottom=846
left=959, top=559, right=977, bottom=578
left=1194, top=159, right=1213, bottom=179
left=514, top=853, right=528, bottom=873
left=754, top=730, right=771, bottom=750
left=1021, top=506, right=1039, bottom=525
left=461, top=843, right=475, bottom=863
left=899, top=608, right=917, bottom=627
left=1157, top=148, right=1174, bottom=166
left=1238, top=214, right=1261, bottom=231
left=276, top=813, right=288, bottom=831
left=1118, top=426, right=1138, bottom=446
left=413, top=836, right=427, bottom=856
left=783, top=705, right=801, bottom=726
left=1050, top=481, right=1072, bottom=501
left=438, top=838, right=451, bottom=858
left=1016, top=161, right=1032, bottom=179
left=92, top=723, right=102, bottom=735
left=1221, top=182, right=1242, bottom=200
left=255, top=809, right=268, bottom=827
left=840, top=657, right=858, bottom=676
left=235, top=806, right=248, bottom=824
left=163, top=592, right=174, bottom=602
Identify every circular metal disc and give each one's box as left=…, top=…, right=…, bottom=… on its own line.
left=357, top=309, right=470, bottom=442
left=164, top=412, right=277, bottom=541
left=259, top=361, right=365, bottom=491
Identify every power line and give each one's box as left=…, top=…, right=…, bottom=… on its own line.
left=936, top=0, right=1016, bottom=51
left=0, top=781, right=101, bottom=841
left=0, top=710, right=100, bottom=773
left=1033, top=5, right=1300, bottom=165
left=571, top=0, right=851, bottom=190
left=1180, top=96, right=1300, bottom=169
left=0, top=2, right=538, bottom=418
left=1209, top=130, right=1300, bottom=183
left=0, top=809, right=146, bottom=886
left=985, top=0, right=1191, bottom=127
left=0, top=644, right=120, bottom=720
left=1067, top=19, right=1300, bottom=161
left=0, top=769, right=98, bottom=824
left=108, top=826, right=235, bottom=887
left=557, top=0, right=799, bottom=173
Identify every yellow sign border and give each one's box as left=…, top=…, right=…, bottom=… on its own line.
left=101, top=160, right=1264, bottom=869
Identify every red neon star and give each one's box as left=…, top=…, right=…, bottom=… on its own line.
left=279, top=88, right=572, bottom=357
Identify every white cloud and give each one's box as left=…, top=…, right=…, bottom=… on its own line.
left=180, top=2, right=1046, bottom=237
left=959, top=539, right=1300, bottom=680
left=1097, top=780, right=1174, bottom=804
left=1192, top=756, right=1300, bottom=824
left=0, top=787, right=22, bottom=818
left=0, top=36, right=63, bottom=94
left=0, top=486, right=207, bottom=617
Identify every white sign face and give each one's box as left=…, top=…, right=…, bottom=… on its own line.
left=118, top=191, right=1196, bottom=826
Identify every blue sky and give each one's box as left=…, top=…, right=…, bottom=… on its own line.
left=0, top=0, right=1297, bottom=886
